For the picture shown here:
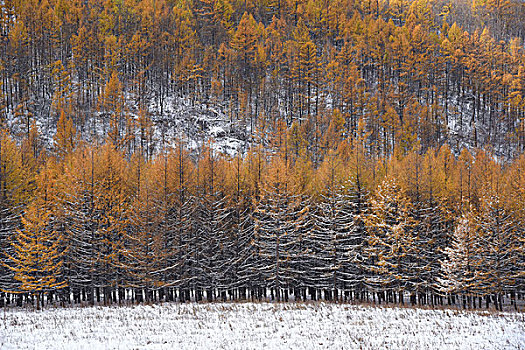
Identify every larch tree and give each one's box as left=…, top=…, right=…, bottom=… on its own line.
left=94, top=143, right=130, bottom=305
left=474, top=193, right=520, bottom=310
left=253, top=155, right=309, bottom=302
left=308, top=150, right=365, bottom=301
left=439, top=206, right=482, bottom=309
left=4, top=163, right=66, bottom=310
left=0, top=132, right=32, bottom=305
left=364, top=177, right=416, bottom=304
left=54, top=111, right=77, bottom=160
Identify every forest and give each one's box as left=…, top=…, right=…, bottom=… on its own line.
left=0, top=0, right=524, bottom=310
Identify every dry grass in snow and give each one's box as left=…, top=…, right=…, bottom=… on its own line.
left=0, top=302, right=524, bottom=349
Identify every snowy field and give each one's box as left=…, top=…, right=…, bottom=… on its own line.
left=1, top=302, right=524, bottom=349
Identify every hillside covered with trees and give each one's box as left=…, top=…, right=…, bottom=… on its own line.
left=0, top=0, right=524, bottom=310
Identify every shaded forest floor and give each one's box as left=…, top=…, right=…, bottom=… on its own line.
left=1, top=302, right=523, bottom=349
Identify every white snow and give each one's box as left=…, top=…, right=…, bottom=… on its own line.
left=0, top=302, right=523, bottom=349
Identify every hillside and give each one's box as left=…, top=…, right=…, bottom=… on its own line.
left=1, top=0, right=524, bottom=157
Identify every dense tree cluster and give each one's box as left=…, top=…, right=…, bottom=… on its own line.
left=0, top=124, right=523, bottom=310
left=0, top=0, right=525, bottom=158
left=0, top=0, right=523, bottom=310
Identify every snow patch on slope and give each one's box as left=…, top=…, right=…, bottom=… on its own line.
left=148, top=96, right=248, bottom=157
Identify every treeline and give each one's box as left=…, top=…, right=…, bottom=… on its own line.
left=1, top=0, right=525, bottom=158
left=0, top=0, right=524, bottom=310
left=0, top=124, right=523, bottom=310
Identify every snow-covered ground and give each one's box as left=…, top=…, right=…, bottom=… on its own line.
left=1, top=302, right=523, bottom=349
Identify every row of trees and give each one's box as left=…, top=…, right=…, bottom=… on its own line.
left=0, top=124, right=523, bottom=310
left=1, top=0, right=525, bottom=161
